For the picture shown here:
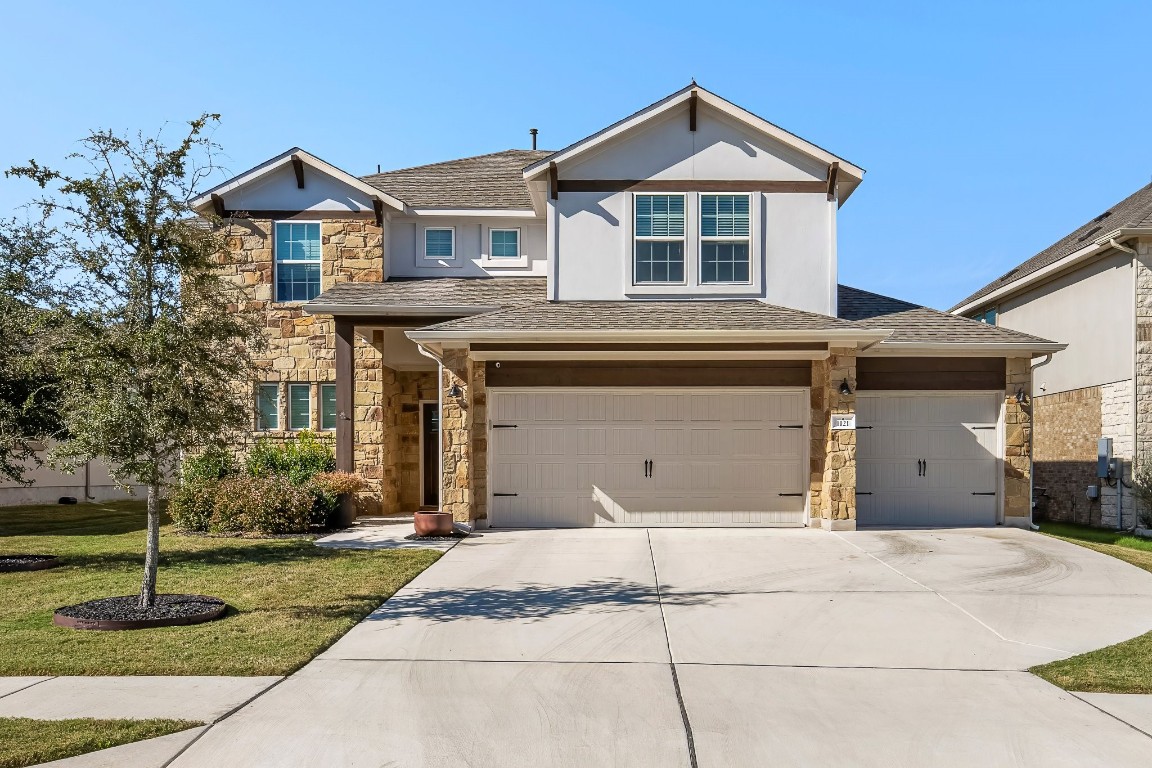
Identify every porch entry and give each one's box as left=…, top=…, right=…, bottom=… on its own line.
left=421, top=402, right=439, bottom=508
left=486, top=387, right=808, bottom=528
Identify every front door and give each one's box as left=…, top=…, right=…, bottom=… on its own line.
left=421, top=402, right=439, bottom=508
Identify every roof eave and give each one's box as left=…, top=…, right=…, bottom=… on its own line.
left=303, top=303, right=499, bottom=317
left=406, top=327, right=893, bottom=344
left=864, top=341, right=1066, bottom=357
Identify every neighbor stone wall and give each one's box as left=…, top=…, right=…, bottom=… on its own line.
left=1100, top=379, right=1136, bottom=528
left=810, top=347, right=857, bottom=530
left=1032, top=385, right=1102, bottom=524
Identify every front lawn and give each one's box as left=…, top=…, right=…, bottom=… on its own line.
left=1031, top=521, right=1152, bottom=693
left=0, top=717, right=200, bottom=768
left=0, top=501, right=439, bottom=676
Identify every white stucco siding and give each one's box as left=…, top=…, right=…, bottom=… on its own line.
left=222, top=163, right=376, bottom=212
left=764, top=194, right=835, bottom=315
left=0, top=451, right=146, bottom=506
left=998, top=250, right=1133, bottom=394
left=387, top=217, right=547, bottom=278
left=554, top=192, right=630, bottom=300
left=562, top=106, right=828, bottom=182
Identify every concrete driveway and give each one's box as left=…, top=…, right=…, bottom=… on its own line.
left=170, top=527, right=1152, bottom=767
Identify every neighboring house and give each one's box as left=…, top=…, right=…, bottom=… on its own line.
left=191, top=84, right=1061, bottom=531
left=0, top=449, right=143, bottom=506
left=951, top=184, right=1152, bottom=528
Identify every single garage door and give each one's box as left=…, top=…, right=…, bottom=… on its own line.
left=488, top=388, right=808, bottom=528
left=856, top=392, right=1000, bottom=527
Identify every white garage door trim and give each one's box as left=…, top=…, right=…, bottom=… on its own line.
left=856, top=391, right=1004, bottom=528
left=486, top=387, right=810, bottom=528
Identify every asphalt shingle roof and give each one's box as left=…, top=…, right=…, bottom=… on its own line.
left=417, top=300, right=862, bottom=333
left=951, top=183, right=1152, bottom=311
left=840, top=285, right=1055, bottom=345
left=361, top=150, right=553, bottom=209
left=306, top=277, right=546, bottom=309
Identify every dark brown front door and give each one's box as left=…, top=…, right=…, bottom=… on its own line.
left=421, top=402, right=439, bottom=507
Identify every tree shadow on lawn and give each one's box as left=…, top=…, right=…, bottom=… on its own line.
left=40, top=541, right=414, bottom=570
left=362, top=579, right=720, bottom=623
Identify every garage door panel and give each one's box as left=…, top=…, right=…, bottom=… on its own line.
left=857, top=393, right=1000, bottom=528
left=489, top=388, right=807, bottom=528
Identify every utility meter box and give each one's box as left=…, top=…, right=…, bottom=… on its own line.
left=1097, top=437, right=1113, bottom=479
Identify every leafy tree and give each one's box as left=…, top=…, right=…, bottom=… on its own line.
left=6, top=115, right=264, bottom=607
left=0, top=220, right=63, bottom=482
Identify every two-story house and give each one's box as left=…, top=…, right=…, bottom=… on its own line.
left=192, top=84, right=1061, bottom=531
left=951, top=183, right=1152, bottom=528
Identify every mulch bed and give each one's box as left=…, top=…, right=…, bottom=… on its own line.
left=404, top=531, right=474, bottom=542
left=53, top=594, right=228, bottom=631
left=0, top=555, right=60, bottom=572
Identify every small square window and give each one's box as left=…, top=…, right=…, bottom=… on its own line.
left=424, top=228, right=455, bottom=260
left=257, top=384, right=279, bottom=430
left=489, top=229, right=520, bottom=259
left=288, top=384, right=311, bottom=430
left=320, top=384, right=337, bottom=431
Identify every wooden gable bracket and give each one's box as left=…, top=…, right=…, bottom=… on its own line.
left=549, top=161, right=559, bottom=201
left=689, top=89, right=698, bottom=132
left=372, top=198, right=384, bottom=227
left=210, top=193, right=227, bottom=218
left=291, top=154, right=305, bottom=189
left=826, top=161, right=840, bottom=202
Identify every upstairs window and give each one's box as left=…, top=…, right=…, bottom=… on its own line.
left=700, top=194, right=751, bottom=284
left=489, top=228, right=520, bottom=259
left=257, top=384, right=279, bottom=430
left=634, top=194, right=686, bottom=284
left=275, top=222, right=321, bottom=301
left=424, top=227, right=455, bottom=260
left=969, top=307, right=997, bottom=325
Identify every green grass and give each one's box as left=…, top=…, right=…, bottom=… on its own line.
left=1030, top=521, right=1152, bottom=693
left=0, top=500, right=440, bottom=676
left=0, top=717, right=200, bottom=768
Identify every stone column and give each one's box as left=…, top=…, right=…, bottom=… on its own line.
left=811, top=347, right=858, bottom=530
left=440, top=347, right=473, bottom=522
left=1003, top=357, right=1032, bottom=526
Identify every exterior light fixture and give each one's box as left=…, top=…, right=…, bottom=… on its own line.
left=1015, top=388, right=1027, bottom=405
left=448, top=383, right=462, bottom=398
left=838, top=379, right=853, bottom=396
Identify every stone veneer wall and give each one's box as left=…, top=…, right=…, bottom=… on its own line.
left=810, top=347, right=857, bottom=529
left=1032, top=386, right=1102, bottom=524
left=1004, top=358, right=1032, bottom=524
left=439, top=348, right=473, bottom=522
left=219, top=216, right=423, bottom=515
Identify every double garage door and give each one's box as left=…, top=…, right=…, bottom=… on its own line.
left=488, top=388, right=808, bottom=528
left=487, top=388, right=1003, bottom=529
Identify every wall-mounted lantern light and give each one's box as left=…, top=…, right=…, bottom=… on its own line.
left=839, top=379, right=853, bottom=396
left=448, top=383, right=462, bottom=398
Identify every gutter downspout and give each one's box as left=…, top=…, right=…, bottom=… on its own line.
left=1111, top=238, right=1139, bottom=531
left=416, top=344, right=445, bottom=515
left=1029, top=353, right=1055, bottom=531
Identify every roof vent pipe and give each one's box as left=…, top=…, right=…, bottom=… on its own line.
left=530, top=128, right=538, bottom=150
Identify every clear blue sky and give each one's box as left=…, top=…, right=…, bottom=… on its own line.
left=2, top=1, right=1150, bottom=310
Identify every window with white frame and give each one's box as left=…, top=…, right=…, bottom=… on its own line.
left=275, top=222, right=321, bottom=301
left=424, top=227, right=455, bottom=260
left=633, top=194, right=686, bottom=284
left=320, top=384, right=337, bottom=431
left=489, top=228, right=520, bottom=259
left=700, top=194, right=751, bottom=284
left=257, top=384, right=279, bottom=430
left=288, top=384, right=311, bottom=430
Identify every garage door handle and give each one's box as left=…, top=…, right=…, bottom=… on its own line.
left=493, top=493, right=518, bottom=497
left=856, top=492, right=873, bottom=496
left=778, top=492, right=804, bottom=497
left=971, top=492, right=996, bottom=496
left=856, top=426, right=873, bottom=430
left=778, top=424, right=804, bottom=429
left=492, top=424, right=518, bottom=429
left=972, top=426, right=995, bottom=430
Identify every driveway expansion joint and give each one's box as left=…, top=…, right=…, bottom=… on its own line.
left=159, top=676, right=287, bottom=768
left=0, top=676, right=55, bottom=700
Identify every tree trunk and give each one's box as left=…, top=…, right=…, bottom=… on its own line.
left=139, top=482, right=161, bottom=609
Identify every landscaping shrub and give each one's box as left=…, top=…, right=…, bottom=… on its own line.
left=307, top=471, right=367, bottom=527
left=210, top=475, right=313, bottom=534
left=246, top=431, right=335, bottom=485
left=168, top=448, right=240, bottom=532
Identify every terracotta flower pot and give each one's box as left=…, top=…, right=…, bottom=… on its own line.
left=414, top=511, right=454, bottom=537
